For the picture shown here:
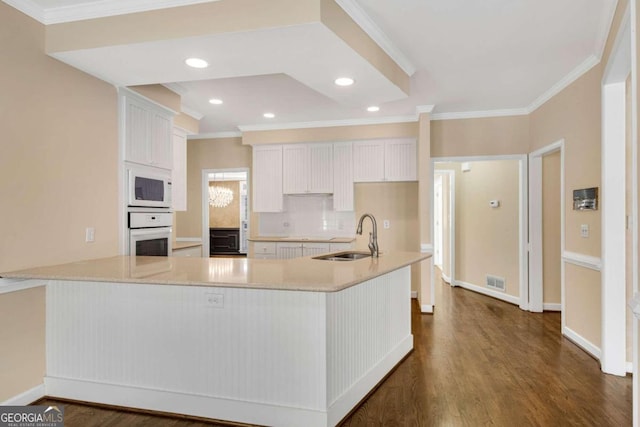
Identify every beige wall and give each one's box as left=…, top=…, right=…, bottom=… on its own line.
left=175, top=113, right=200, bottom=134
left=431, top=115, right=530, bottom=157
left=354, top=183, right=420, bottom=292
left=452, top=160, right=521, bottom=297
left=542, top=151, right=561, bottom=305
left=0, top=3, right=119, bottom=401
left=176, top=138, right=252, bottom=238
left=209, top=181, right=241, bottom=228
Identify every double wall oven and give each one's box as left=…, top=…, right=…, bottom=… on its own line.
left=127, top=165, right=172, bottom=256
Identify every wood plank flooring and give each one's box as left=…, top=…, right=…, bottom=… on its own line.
left=34, top=272, right=632, bottom=426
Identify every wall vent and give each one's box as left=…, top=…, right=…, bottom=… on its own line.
left=486, top=275, right=506, bottom=292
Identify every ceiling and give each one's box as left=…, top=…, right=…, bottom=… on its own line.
left=5, top=0, right=619, bottom=136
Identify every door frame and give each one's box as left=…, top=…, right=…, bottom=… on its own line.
left=528, top=140, right=565, bottom=315
left=433, top=173, right=443, bottom=268
left=201, top=168, right=250, bottom=258
left=432, top=155, right=528, bottom=310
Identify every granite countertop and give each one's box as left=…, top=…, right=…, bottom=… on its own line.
left=1, top=252, right=429, bottom=293
left=248, top=236, right=356, bottom=243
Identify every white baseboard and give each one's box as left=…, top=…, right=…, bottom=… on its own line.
left=453, top=280, right=520, bottom=306
left=543, top=303, right=562, bottom=311
left=1, top=384, right=45, bottom=406
left=563, top=326, right=602, bottom=360
left=626, top=362, right=633, bottom=374
left=410, top=291, right=418, bottom=299
left=441, top=273, right=451, bottom=284
left=420, top=304, right=433, bottom=313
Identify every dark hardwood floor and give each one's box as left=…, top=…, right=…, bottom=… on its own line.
left=35, top=271, right=632, bottom=426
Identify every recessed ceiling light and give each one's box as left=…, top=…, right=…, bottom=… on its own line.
left=185, top=58, right=208, bottom=68
left=367, top=106, right=380, bottom=112
left=209, top=98, right=223, bottom=105
left=334, top=77, right=355, bottom=86
left=263, top=113, right=275, bottom=119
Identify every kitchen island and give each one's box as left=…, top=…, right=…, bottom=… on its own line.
left=3, top=252, right=428, bottom=427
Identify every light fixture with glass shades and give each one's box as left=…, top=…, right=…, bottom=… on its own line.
left=334, top=77, right=355, bottom=86
left=209, top=185, right=234, bottom=208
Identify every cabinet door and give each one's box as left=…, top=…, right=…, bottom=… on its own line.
left=253, top=145, right=283, bottom=212
left=282, top=144, right=309, bottom=194
left=353, top=140, right=385, bottom=182
left=385, top=139, right=417, bottom=181
left=171, top=129, right=187, bottom=211
left=276, top=243, right=303, bottom=259
left=125, top=97, right=150, bottom=165
left=308, top=144, right=333, bottom=193
left=151, top=112, right=173, bottom=169
left=302, top=243, right=331, bottom=256
left=333, top=142, right=354, bottom=211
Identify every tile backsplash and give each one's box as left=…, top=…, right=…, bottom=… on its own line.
left=258, top=195, right=355, bottom=238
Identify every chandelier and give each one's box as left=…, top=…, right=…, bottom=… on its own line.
left=209, top=186, right=234, bottom=208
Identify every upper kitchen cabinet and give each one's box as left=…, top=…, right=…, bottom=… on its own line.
left=333, top=142, right=354, bottom=211
left=353, top=139, right=417, bottom=182
left=171, top=128, right=187, bottom=211
left=283, top=144, right=333, bottom=194
left=121, top=90, right=174, bottom=170
left=253, top=145, right=283, bottom=212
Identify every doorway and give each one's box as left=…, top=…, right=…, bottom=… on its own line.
left=201, top=168, right=250, bottom=257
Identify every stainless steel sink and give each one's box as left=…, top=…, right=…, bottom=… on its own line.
left=313, top=251, right=371, bottom=261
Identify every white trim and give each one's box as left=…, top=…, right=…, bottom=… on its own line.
left=518, top=154, right=529, bottom=311
left=528, top=55, right=600, bottom=113
left=189, top=131, right=242, bottom=140
left=1, top=384, right=45, bottom=406
left=528, top=139, right=564, bottom=314
left=175, top=237, right=203, bottom=243
left=420, top=243, right=433, bottom=254
left=238, top=115, right=418, bottom=132
left=543, top=303, right=562, bottom=312
left=0, top=278, right=46, bottom=295
left=563, top=326, right=602, bottom=360
left=431, top=108, right=529, bottom=121
left=433, top=154, right=526, bottom=163
left=180, top=105, right=204, bottom=121
left=334, top=0, right=417, bottom=76
left=594, top=0, right=621, bottom=60
left=562, top=251, right=602, bottom=271
left=410, top=291, right=418, bottom=299
left=627, top=362, right=634, bottom=374
left=453, top=280, right=521, bottom=306
left=415, top=105, right=435, bottom=114
left=162, top=83, right=188, bottom=96
left=441, top=273, right=451, bottom=284
left=420, top=304, right=433, bottom=313
left=16, top=0, right=221, bottom=25
left=118, top=87, right=178, bottom=116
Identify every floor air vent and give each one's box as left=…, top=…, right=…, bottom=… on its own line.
left=486, top=275, right=506, bottom=292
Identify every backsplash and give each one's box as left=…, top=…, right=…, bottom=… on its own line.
left=258, top=195, right=356, bottom=238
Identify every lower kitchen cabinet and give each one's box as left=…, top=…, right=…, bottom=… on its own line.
left=250, top=241, right=352, bottom=259
left=173, top=245, right=202, bottom=258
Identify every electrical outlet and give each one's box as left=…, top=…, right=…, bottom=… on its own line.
left=580, top=224, right=589, bottom=238
left=383, top=220, right=390, bottom=229
left=206, top=293, right=224, bottom=308
left=85, top=227, right=95, bottom=243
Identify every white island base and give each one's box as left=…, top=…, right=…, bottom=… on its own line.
left=45, top=266, right=412, bottom=427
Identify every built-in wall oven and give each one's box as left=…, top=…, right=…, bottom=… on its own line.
left=128, top=210, right=172, bottom=256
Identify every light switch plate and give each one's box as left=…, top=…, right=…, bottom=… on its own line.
left=85, top=227, right=95, bottom=243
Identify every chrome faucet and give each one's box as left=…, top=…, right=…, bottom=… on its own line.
left=356, top=213, right=379, bottom=257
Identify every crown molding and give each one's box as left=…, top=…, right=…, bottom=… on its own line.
left=334, top=0, right=416, bottom=76
left=163, top=83, right=188, bottom=96
left=6, top=0, right=220, bottom=25
left=594, top=0, right=620, bottom=60
left=527, top=54, right=600, bottom=114
left=431, top=108, right=529, bottom=121
left=180, top=105, right=204, bottom=120
left=415, top=105, right=435, bottom=114
left=189, top=131, right=242, bottom=140
left=238, top=115, right=418, bottom=132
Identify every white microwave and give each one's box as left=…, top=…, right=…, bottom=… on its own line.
left=127, top=168, right=172, bottom=208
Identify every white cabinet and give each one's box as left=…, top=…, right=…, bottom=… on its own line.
left=122, top=91, right=174, bottom=170
left=252, top=241, right=277, bottom=259
left=276, top=242, right=304, bottom=259
left=353, top=139, right=417, bottom=182
left=283, top=144, right=333, bottom=194
left=172, top=128, right=187, bottom=211
left=333, top=142, right=354, bottom=211
left=302, top=242, right=331, bottom=256
left=252, top=145, right=283, bottom=212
